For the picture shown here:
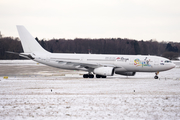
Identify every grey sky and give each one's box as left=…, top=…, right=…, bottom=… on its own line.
left=0, top=0, right=180, bottom=42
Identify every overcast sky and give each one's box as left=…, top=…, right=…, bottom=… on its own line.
left=0, top=0, right=180, bottom=42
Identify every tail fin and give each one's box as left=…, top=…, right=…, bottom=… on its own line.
left=16, top=25, right=49, bottom=54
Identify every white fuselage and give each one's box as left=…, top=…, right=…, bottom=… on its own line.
left=32, top=53, right=175, bottom=73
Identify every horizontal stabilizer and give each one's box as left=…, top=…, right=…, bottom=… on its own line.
left=6, top=51, right=20, bottom=55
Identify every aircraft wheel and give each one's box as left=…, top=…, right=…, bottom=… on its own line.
left=83, top=74, right=89, bottom=78
left=102, top=76, right=107, bottom=78
left=154, top=76, right=158, bottom=79
left=83, top=74, right=94, bottom=78
left=89, top=74, right=94, bottom=78
left=96, top=74, right=101, bottom=78
left=96, top=74, right=107, bottom=78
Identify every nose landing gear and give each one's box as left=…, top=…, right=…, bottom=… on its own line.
left=154, top=72, right=159, bottom=79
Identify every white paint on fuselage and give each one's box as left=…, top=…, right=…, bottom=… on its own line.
left=33, top=53, right=175, bottom=73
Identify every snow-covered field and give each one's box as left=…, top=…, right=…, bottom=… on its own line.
left=0, top=60, right=180, bottom=120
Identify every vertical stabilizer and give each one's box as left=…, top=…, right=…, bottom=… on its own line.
left=16, top=25, right=49, bottom=54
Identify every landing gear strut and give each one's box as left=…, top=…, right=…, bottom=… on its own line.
left=154, top=72, right=159, bottom=79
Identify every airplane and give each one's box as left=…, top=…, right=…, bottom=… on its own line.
left=14, top=25, right=175, bottom=79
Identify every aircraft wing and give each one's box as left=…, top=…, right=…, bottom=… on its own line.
left=56, top=60, right=116, bottom=70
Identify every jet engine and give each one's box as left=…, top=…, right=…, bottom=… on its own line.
left=115, top=71, right=136, bottom=76
left=93, top=67, right=114, bottom=76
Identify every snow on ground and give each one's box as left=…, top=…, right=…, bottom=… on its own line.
left=0, top=60, right=38, bottom=65
left=0, top=60, right=180, bottom=120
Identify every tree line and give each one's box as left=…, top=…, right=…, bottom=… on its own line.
left=0, top=37, right=179, bottom=60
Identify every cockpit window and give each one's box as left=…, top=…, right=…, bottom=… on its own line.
left=165, top=60, right=172, bottom=63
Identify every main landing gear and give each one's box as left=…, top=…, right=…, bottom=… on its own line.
left=154, top=72, right=159, bottom=79
left=83, top=74, right=94, bottom=78
left=83, top=74, right=107, bottom=78
left=96, top=74, right=107, bottom=78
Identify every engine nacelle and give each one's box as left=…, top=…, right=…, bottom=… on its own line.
left=94, top=67, right=114, bottom=76
left=115, top=71, right=136, bottom=76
